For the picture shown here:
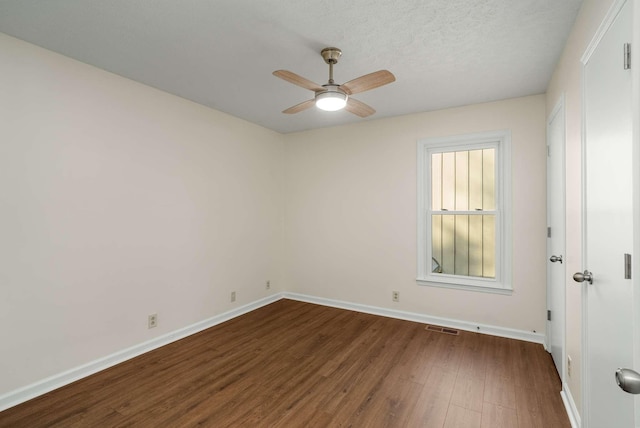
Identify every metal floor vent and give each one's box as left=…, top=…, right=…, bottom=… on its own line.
left=425, top=325, right=460, bottom=336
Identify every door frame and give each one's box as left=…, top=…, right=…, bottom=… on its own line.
left=546, top=94, right=567, bottom=382
left=580, top=0, right=637, bottom=426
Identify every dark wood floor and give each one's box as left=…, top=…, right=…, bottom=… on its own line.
left=0, top=299, right=570, bottom=427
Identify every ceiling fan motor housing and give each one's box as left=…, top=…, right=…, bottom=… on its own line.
left=321, top=47, right=342, bottom=64
left=319, top=84, right=346, bottom=95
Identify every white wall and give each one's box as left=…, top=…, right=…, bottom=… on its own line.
left=546, top=0, right=617, bottom=415
left=0, top=33, right=284, bottom=396
left=283, top=95, right=547, bottom=333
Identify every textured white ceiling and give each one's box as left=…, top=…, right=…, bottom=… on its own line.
left=0, top=0, right=582, bottom=133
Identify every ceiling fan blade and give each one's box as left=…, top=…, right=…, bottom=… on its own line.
left=340, top=70, right=395, bottom=95
left=283, top=99, right=316, bottom=114
left=273, top=70, right=325, bottom=92
left=345, top=98, right=375, bottom=118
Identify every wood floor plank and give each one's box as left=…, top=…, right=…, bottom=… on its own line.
left=421, top=366, right=458, bottom=402
left=345, top=376, right=423, bottom=428
left=0, top=300, right=570, bottom=428
left=532, top=345, right=562, bottom=392
left=450, top=371, right=485, bottom=413
left=405, top=376, right=454, bottom=428
left=515, top=387, right=545, bottom=428
left=536, top=386, right=572, bottom=427
left=430, top=332, right=465, bottom=373
left=483, top=375, right=517, bottom=409
left=444, top=404, right=482, bottom=428
left=511, top=339, right=540, bottom=388
left=480, top=402, right=519, bottom=428
left=485, top=336, right=515, bottom=381
left=457, top=331, right=488, bottom=380
left=406, top=396, right=451, bottom=428
left=384, top=325, right=435, bottom=384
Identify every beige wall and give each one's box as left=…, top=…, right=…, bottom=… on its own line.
left=546, top=0, right=617, bottom=414
left=0, top=33, right=284, bottom=396
left=283, top=95, right=547, bottom=333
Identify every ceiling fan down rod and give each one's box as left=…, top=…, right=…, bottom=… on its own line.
left=328, top=61, right=335, bottom=85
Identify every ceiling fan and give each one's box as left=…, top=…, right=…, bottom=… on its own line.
left=273, top=47, right=395, bottom=117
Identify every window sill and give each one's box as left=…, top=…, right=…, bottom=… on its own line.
left=416, top=278, right=513, bottom=295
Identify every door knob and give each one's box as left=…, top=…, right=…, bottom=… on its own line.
left=616, top=368, right=640, bottom=394
left=573, top=270, right=594, bottom=284
left=550, top=255, right=563, bottom=263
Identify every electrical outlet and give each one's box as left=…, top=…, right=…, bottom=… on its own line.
left=568, top=355, right=572, bottom=377
left=266, top=280, right=271, bottom=290
left=148, top=314, right=158, bottom=329
left=231, top=291, right=236, bottom=302
left=392, top=291, right=400, bottom=302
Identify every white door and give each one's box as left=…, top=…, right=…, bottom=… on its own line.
left=547, top=98, right=566, bottom=379
left=582, top=1, right=635, bottom=426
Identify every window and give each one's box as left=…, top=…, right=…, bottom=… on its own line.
left=417, top=131, right=512, bottom=293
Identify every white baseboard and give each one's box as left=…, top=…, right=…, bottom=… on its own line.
left=561, top=382, right=581, bottom=428
left=1, top=291, right=547, bottom=412
left=283, top=292, right=546, bottom=344
left=0, top=294, right=282, bottom=412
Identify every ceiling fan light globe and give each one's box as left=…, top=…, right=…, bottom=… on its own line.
left=315, top=91, right=347, bottom=111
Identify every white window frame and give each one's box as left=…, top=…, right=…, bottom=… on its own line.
left=417, top=130, right=512, bottom=294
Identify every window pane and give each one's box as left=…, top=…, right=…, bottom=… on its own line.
left=483, top=215, right=496, bottom=277
left=469, top=150, right=483, bottom=210
left=469, top=215, right=483, bottom=276
left=441, top=152, right=455, bottom=210
left=454, top=215, right=469, bottom=275
left=483, top=149, right=495, bottom=210
left=441, top=215, right=455, bottom=274
left=432, top=148, right=495, bottom=212
left=455, top=151, right=469, bottom=211
left=431, top=214, right=495, bottom=279
left=432, top=215, right=442, bottom=272
left=431, top=153, right=442, bottom=211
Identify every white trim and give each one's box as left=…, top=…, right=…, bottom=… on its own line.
left=581, top=0, right=628, bottom=64
left=416, top=130, right=512, bottom=292
left=548, top=93, right=566, bottom=124
left=415, top=278, right=513, bottom=294
left=562, top=382, right=582, bottom=428
left=580, top=31, right=591, bottom=428
left=283, top=292, right=545, bottom=345
left=0, top=294, right=282, bottom=412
